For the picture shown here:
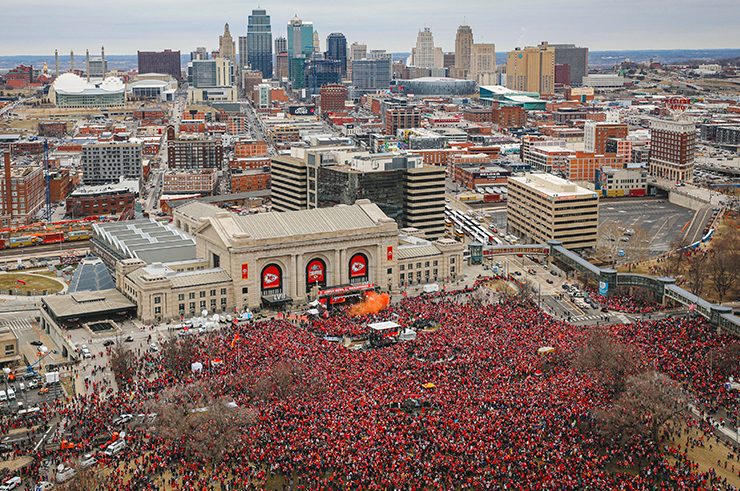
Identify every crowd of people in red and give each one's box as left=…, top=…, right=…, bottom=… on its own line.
left=0, top=288, right=738, bottom=490
left=584, top=286, right=664, bottom=313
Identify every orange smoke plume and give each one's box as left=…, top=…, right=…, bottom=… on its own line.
left=349, top=291, right=390, bottom=317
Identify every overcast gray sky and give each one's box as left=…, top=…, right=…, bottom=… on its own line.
left=2, top=0, right=738, bottom=55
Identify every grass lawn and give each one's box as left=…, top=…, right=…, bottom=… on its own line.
left=0, top=273, right=63, bottom=294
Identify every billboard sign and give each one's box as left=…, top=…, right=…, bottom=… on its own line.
left=349, top=253, right=368, bottom=278
left=262, top=264, right=282, bottom=290
left=288, top=105, right=316, bottom=116
left=307, top=259, right=326, bottom=284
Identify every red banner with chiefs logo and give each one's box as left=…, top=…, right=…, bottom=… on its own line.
left=387, top=246, right=393, bottom=260
left=349, top=253, right=368, bottom=278
left=241, top=263, right=249, bottom=280
left=306, top=259, right=325, bottom=284
left=261, top=264, right=282, bottom=290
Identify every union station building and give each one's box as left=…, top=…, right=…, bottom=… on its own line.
left=116, top=200, right=464, bottom=322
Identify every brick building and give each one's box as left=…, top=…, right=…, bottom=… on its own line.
left=1, top=152, right=45, bottom=226
left=649, top=119, right=696, bottom=183
left=230, top=169, right=271, bottom=193
left=384, top=106, right=422, bottom=136
left=167, top=135, right=223, bottom=169
left=162, top=169, right=218, bottom=195
left=234, top=140, right=268, bottom=158
left=229, top=156, right=271, bottom=171
left=319, top=84, right=348, bottom=114
left=38, top=121, right=68, bottom=138
left=49, top=169, right=71, bottom=202
left=491, top=103, right=526, bottom=129
left=566, top=152, right=626, bottom=182
left=137, top=50, right=182, bottom=80
left=66, top=184, right=136, bottom=218
left=452, top=162, right=511, bottom=189
left=463, top=107, right=494, bottom=123
left=584, top=121, right=629, bottom=154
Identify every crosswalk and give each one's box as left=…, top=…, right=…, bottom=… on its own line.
left=569, top=314, right=607, bottom=323
left=0, top=318, right=35, bottom=336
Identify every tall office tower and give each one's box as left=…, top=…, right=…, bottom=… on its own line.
left=326, top=33, right=348, bottom=77
left=411, top=27, right=444, bottom=69
left=306, top=59, right=342, bottom=94
left=649, top=119, right=696, bottom=183
left=186, top=58, right=237, bottom=102
left=551, top=44, right=589, bottom=85
left=238, top=36, right=248, bottom=69
left=349, top=42, right=367, bottom=62
left=454, top=25, right=473, bottom=79
left=275, top=52, right=289, bottom=80
left=138, top=49, right=181, bottom=80
left=287, top=15, right=314, bottom=87
left=470, top=43, right=496, bottom=85
left=369, top=50, right=393, bottom=80
left=352, top=58, right=391, bottom=91
left=247, top=8, right=273, bottom=79
left=287, top=15, right=314, bottom=58
left=219, top=23, right=236, bottom=61
left=505, top=41, right=555, bottom=96
left=313, top=31, right=321, bottom=54
left=274, top=36, right=287, bottom=55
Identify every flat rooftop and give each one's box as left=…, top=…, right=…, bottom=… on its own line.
left=510, top=173, right=597, bottom=199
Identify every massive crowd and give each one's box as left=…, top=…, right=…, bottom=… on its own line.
left=0, top=287, right=738, bottom=490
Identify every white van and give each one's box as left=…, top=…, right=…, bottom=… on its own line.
left=104, top=439, right=126, bottom=456
left=6, top=388, right=15, bottom=400
left=0, top=390, right=6, bottom=402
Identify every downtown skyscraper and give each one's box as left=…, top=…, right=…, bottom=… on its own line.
left=326, top=33, right=348, bottom=78
left=247, top=8, right=273, bottom=78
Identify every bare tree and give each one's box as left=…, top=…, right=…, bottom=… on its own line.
left=595, top=370, right=687, bottom=444
left=253, top=360, right=305, bottom=401
left=159, top=334, right=198, bottom=375
left=665, top=236, right=691, bottom=277
left=573, top=328, right=641, bottom=395
left=151, top=385, right=257, bottom=467
left=109, top=338, right=134, bottom=389
left=685, top=252, right=708, bottom=296
left=596, top=220, right=623, bottom=266
left=58, top=469, right=108, bottom=490
left=708, top=342, right=740, bottom=377
left=624, top=225, right=651, bottom=269
left=708, top=231, right=739, bottom=302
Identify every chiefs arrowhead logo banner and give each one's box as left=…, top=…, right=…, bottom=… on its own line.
left=262, top=264, right=282, bottom=290
left=241, top=263, right=249, bottom=280
left=349, top=253, right=368, bottom=278
left=307, top=259, right=325, bottom=284
left=387, top=246, right=393, bottom=260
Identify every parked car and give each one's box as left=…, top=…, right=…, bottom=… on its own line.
left=34, top=481, right=54, bottom=490
left=80, top=453, right=97, bottom=469
left=103, top=340, right=114, bottom=347
left=0, top=476, right=21, bottom=490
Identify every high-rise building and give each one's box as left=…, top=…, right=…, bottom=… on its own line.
left=275, top=52, right=289, bottom=80
left=454, top=25, right=473, bottom=79
left=306, top=59, right=342, bottom=94
left=368, top=50, right=393, bottom=80
left=649, top=119, right=696, bottom=183
left=584, top=121, right=628, bottom=154
left=0, top=152, right=45, bottom=226
left=287, top=15, right=314, bottom=58
left=247, top=9, right=273, bottom=79
left=470, top=44, right=496, bottom=85
left=186, top=58, right=237, bottom=102
left=506, top=42, right=555, bottom=96
left=167, top=135, right=224, bottom=169
left=190, top=47, right=208, bottom=61
left=82, top=142, right=143, bottom=185
left=507, top=173, right=599, bottom=250
left=411, top=27, right=444, bottom=69
left=352, top=58, right=391, bottom=91
left=137, top=50, right=181, bottom=80
left=319, top=84, right=348, bottom=113
left=274, top=36, right=287, bottom=55
left=349, top=42, right=367, bottom=62
left=326, top=33, right=348, bottom=77
left=271, top=156, right=308, bottom=211
left=551, top=44, right=589, bottom=86
left=238, top=36, right=248, bottom=70
left=219, top=23, right=236, bottom=61
left=313, top=31, right=321, bottom=54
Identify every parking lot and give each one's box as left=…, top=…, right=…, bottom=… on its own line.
left=599, top=199, right=694, bottom=254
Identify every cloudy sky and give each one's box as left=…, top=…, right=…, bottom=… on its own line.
left=2, top=0, right=738, bottom=55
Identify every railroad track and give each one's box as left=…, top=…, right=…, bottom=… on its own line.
left=0, top=240, right=90, bottom=259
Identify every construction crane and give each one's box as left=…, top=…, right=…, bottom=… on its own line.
left=44, top=139, right=52, bottom=221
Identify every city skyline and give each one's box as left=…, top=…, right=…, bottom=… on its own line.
left=1, top=0, right=738, bottom=55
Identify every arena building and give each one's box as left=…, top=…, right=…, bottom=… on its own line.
left=49, top=73, right=125, bottom=108
left=390, top=77, right=477, bottom=96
